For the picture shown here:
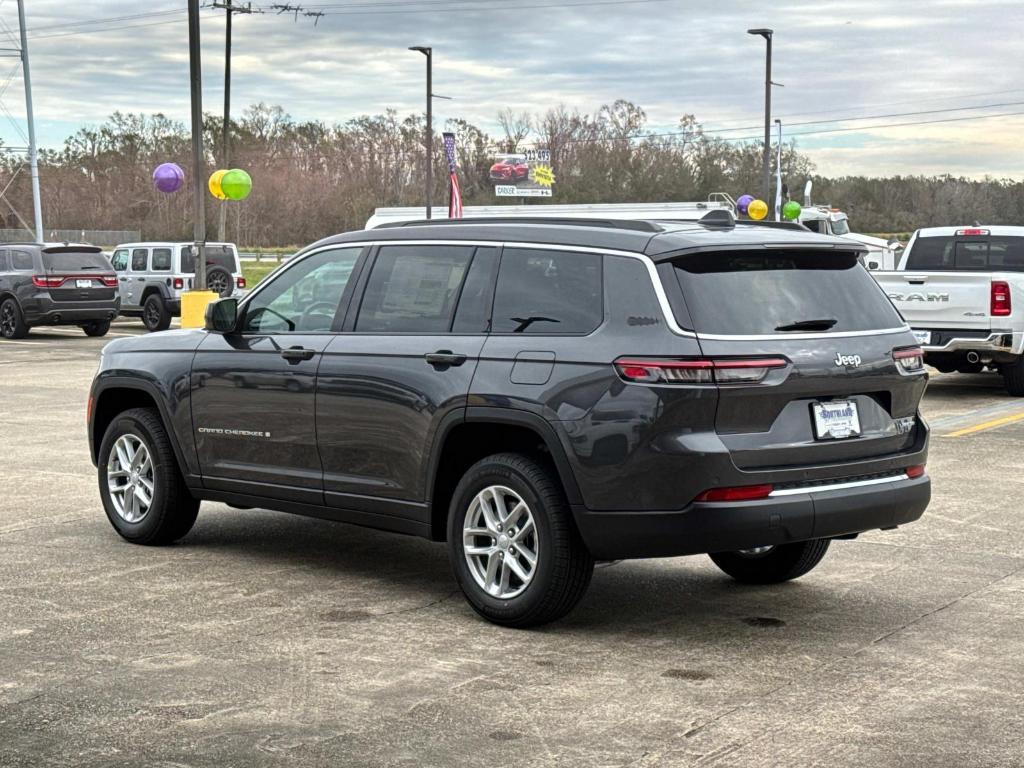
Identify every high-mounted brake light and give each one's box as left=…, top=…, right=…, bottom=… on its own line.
left=991, top=280, right=1011, bottom=316
left=615, top=357, right=788, bottom=385
left=893, top=346, right=925, bottom=375
left=695, top=484, right=774, bottom=503
left=956, top=228, right=989, bottom=236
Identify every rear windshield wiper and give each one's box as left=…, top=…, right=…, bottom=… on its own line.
left=774, top=318, right=838, bottom=332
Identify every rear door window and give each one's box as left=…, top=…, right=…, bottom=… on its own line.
left=670, top=250, right=904, bottom=335
left=355, top=244, right=475, bottom=333
left=131, top=249, right=148, bottom=271
left=491, top=247, right=603, bottom=334
left=151, top=248, right=172, bottom=271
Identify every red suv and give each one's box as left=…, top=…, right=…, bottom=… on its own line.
left=489, top=158, right=529, bottom=182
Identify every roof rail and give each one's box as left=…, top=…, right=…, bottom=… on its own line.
left=375, top=217, right=665, bottom=233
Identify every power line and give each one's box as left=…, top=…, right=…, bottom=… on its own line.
left=254, top=0, right=682, bottom=15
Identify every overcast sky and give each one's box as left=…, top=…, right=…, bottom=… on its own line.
left=2, top=0, right=1024, bottom=179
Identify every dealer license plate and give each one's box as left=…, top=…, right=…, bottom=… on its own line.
left=812, top=400, right=861, bottom=440
left=76, top=279, right=94, bottom=289
left=912, top=329, right=931, bottom=345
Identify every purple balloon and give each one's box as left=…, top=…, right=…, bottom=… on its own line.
left=736, top=194, right=754, bottom=215
left=153, top=162, right=184, bottom=193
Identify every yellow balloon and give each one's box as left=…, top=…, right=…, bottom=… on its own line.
left=748, top=199, right=768, bottom=220
left=208, top=169, right=228, bottom=200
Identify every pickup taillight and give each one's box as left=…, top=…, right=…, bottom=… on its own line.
left=992, top=281, right=1011, bottom=316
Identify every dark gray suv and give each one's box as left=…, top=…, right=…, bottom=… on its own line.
left=87, top=216, right=930, bottom=626
left=1, top=243, right=120, bottom=339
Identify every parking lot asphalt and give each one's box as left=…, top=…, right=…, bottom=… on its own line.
left=2, top=321, right=1023, bottom=768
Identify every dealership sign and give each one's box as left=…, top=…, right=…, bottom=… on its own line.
left=491, top=149, right=555, bottom=197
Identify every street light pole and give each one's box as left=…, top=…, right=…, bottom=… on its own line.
left=410, top=46, right=432, bottom=219
left=188, top=0, right=207, bottom=292
left=747, top=28, right=773, bottom=205
left=16, top=0, right=42, bottom=243
left=220, top=0, right=232, bottom=242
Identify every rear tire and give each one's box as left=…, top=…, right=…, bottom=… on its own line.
left=206, top=267, right=233, bottom=298
left=0, top=298, right=29, bottom=339
left=97, top=407, right=199, bottom=545
left=82, top=320, right=111, bottom=337
left=1003, top=356, right=1024, bottom=396
left=709, top=539, right=831, bottom=584
left=142, top=294, right=171, bottom=332
left=447, top=453, right=593, bottom=627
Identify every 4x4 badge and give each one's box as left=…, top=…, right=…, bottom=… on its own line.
left=834, top=353, right=862, bottom=368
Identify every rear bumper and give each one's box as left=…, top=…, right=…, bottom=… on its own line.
left=918, top=328, right=1020, bottom=355
left=166, top=298, right=181, bottom=317
left=572, top=474, right=930, bottom=560
left=22, top=296, right=120, bottom=325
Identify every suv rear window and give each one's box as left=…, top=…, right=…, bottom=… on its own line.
left=906, top=235, right=1024, bottom=271
left=671, top=250, right=904, bottom=335
left=41, top=251, right=111, bottom=271
left=180, top=245, right=237, bottom=274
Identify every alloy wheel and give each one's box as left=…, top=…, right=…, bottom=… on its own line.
left=208, top=271, right=229, bottom=296
left=144, top=301, right=161, bottom=329
left=463, top=485, right=538, bottom=599
left=107, top=434, right=155, bottom=523
left=0, top=303, right=14, bottom=337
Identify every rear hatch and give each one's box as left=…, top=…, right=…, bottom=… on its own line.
left=39, top=246, right=117, bottom=303
left=888, top=229, right=1023, bottom=331
left=665, top=248, right=926, bottom=472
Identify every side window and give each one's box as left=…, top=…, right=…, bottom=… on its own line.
left=492, top=247, right=603, bottom=334
left=110, top=249, right=129, bottom=272
left=452, top=247, right=499, bottom=333
left=131, top=249, right=148, bottom=271
left=11, top=249, right=33, bottom=271
left=802, top=220, right=823, bottom=234
left=151, top=248, right=172, bottom=271
left=356, top=244, right=475, bottom=333
left=243, top=247, right=361, bottom=333
left=0, top=250, right=8, bottom=270
left=180, top=246, right=195, bottom=274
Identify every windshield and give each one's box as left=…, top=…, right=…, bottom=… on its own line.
left=905, top=235, right=1024, bottom=271
left=180, top=244, right=237, bottom=274
left=830, top=217, right=850, bottom=236
left=670, top=250, right=904, bottom=335
left=41, top=251, right=112, bottom=272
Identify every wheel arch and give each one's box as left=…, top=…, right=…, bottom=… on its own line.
left=425, top=407, right=583, bottom=542
left=90, top=378, right=191, bottom=481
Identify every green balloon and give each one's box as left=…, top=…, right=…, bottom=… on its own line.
left=220, top=168, right=252, bottom=201
left=782, top=200, right=802, bottom=221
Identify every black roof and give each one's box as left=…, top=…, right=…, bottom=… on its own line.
left=310, top=217, right=866, bottom=261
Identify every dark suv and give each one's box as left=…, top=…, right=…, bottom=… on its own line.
left=1, top=243, right=120, bottom=339
left=88, top=216, right=931, bottom=626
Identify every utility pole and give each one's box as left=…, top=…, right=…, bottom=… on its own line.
left=774, top=119, right=782, bottom=221
left=747, top=28, right=773, bottom=205
left=213, top=1, right=254, bottom=241
left=188, top=0, right=207, bottom=291
left=409, top=46, right=432, bottom=219
left=16, top=0, right=42, bottom=243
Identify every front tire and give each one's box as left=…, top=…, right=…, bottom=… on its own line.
left=142, top=294, right=171, bottom=332
left=709, top=539, right=831, bottom=584
left=0, top=298, right=29, bottom=339
left=82, top=320, right=111, bottom=337
left=98, top=407, right=199, bottom=545
left=447, top=453, right=593, bottom=627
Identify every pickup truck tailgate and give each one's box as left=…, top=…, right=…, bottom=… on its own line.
left=882, top=271, right=994, bottom=331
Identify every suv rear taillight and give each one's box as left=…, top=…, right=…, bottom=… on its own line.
left=32, top=275, right=64, bottom=288
left=236, top=277, right=246, bottom=289
left=100, top=276, right=118, bottom=287
left=173, top=277, right=184, bottom=290
left=615, top=357, right=788, bottom=385
left=893, top=346, right=925, bottom=375
left=992, top=280, right=1011, bottom=316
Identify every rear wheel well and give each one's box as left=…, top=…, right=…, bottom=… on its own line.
left=92, top=388, right=161, bottom=462
left=141, top=286, right=163, bottom=305
left=429, top=422, right=566, bottom=542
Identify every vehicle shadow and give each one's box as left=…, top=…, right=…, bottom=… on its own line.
left=176, top=505, right=895, bottom=641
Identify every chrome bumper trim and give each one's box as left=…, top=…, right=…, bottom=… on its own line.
left=769, top=473, right=911, bottom=498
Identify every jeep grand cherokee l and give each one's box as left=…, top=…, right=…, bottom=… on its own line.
left=88, top=216, right=930, bottom=627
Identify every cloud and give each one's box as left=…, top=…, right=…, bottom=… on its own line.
left=0, top=0, right=1021, bottom=180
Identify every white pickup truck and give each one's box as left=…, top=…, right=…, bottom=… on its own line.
left=873, top=226, right=1024, bottom=395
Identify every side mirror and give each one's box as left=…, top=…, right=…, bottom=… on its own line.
left=205, top=297, right=239, bottom=333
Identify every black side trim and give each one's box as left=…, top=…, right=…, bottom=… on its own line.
left=195, top=488, right=431, bottom=538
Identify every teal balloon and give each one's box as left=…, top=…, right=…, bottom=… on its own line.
left=782, top=200, right=802, bottom=221
left=221, top=168, right=252, bottom=201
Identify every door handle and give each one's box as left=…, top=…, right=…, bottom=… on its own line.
left=280, top=346, right=316, bottom=363
left=119, top=277, right=128, bottom=282
left=425, top=350, right=467, bottom=367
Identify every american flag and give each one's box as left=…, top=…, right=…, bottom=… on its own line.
left=442, top=132, right=463, bottom=219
